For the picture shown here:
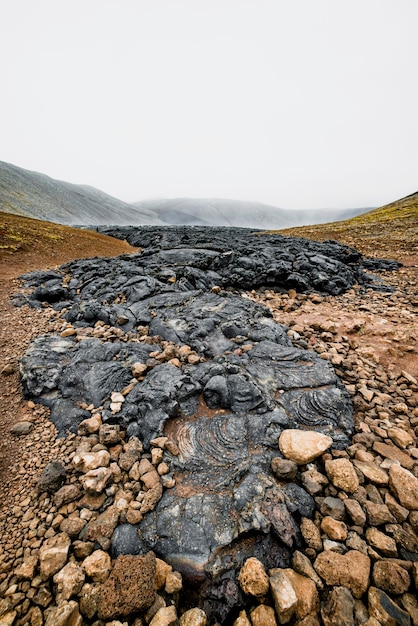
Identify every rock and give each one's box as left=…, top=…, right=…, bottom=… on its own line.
left=278, top=430, right=333, bottom=465
left=352, top=460, right=389, bottom=485
left=82, top=550, right=112, bottom=582
left=179, top=608, right=207, bottom=626
left=269, top=568, right=298, bottom=624
left=54, top=484, right=82, bottom=508
left=39, top=532, right=71, bottom=580
left=99, top=424, right=122, bottom=445
left=291, top=551, right=323, bottom=590
left=368, top=586, right=411, bottom=626
left=44, top=600, right=82, bottom=626
left=53, top=562, right=85, bottom=600
left=385, top=493, right=409, bottom=522
left=365, top=528, right=398, bottom=557
left=325, top=458, right=359, bottom=493
left=321, top=516, right=348, bottom=541
left=0, top=611, right=17, bottom=626
left=233, top=610, right=252, bottom=626
left=320, top=496, right=346, bottom=520
left=72, top=449, right=110, bottom=472
left=60, top=517, right=86, bottom=537
left=388, top=465, right=418, bottom=510
left=79, top=467, right=112, bottom=494
left=77, top=414, right=102, bottom=435
left=321, top=586, right=355, bottom=626
left=10, top=420, right=33, bottom=435
left=79, top=583, right=100, bottom=619
left=372, top=561, right=410, bottom=595
left=155, top=558, right=173, bottom=590
left=97, top=552, right=156, bottom=620
left=37, top=461, right=66, bottom=494
left=14, top=555, right=38, bottom=579
left=300, top=517, right=323, bottom=551
left=301, top=468, right=328, bottom=495
left=363, top=501, right=396, bottom=525
left=81, top=504, right=119, bottom=542
left=283, top=569, right=319, bottom=621
left=344, top=498, right=367, bottom=526
left=373, top=442, right=415, bottom=470
left=250, top=605, right=278, bottom=626
left=149, top=605, right=177, bottom=626
left=313, top=550, right=371, bottom=598
left=387, top=426, right=414, bottom=449
left=165, top=570, right=182, bottom=594
left=238, top=557, right=269, bottom=598
left=401, top=594, right=418, bottom=626
left=271, top=458, right=298, bottom=481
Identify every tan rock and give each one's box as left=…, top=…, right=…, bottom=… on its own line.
left=368, top=586, right=411, bottom=625
left=314, top=550, right=371, bottom=598
left=284, top=569, right=319, bottom=620
left=321, top=586, right=355, bottom=626
left=363, top=502, right=396, bottom=526
left=60, top=517, right=86, bottom=537
left=140, top=483, right=163, bottom=514
left=250, top=604, right=277, bottom=626
left=320, top=516, right=348, bottom=541
left=387, top=426, right=414, bottom=449
left=44, top=600, right=82, bottom=626
left=300, top=517, right=322, bottom=551
left=39, top=532, right=71, bottom=580
left=344, top=498, right=366, bottom=526
left=278, top=430, right=332, bottom=465
left=389, top=464, right=418, bottom=510
left=325, top=458, right=359, bottom=493
left=77, top=415, right=102, bottom=435
left=373, top=441, right=414, bottom=470
left=0, top=611, right=17, bottom=626
left=165, top=571, right=182, bottom=594
left=82, top=550, right=111, bottom=582
left=238, top=557, right=270, bottom=598
left=99, top=424, right=122, bottom=445
left=79, top=467, right=112, bottom=494
left=149, top=605, right=177, bottom=626
left=269, top=568, right=298, bottom=624
left=14, top=555, right=38, bottom=579
left=81, top=505, right=119, bottom=542
left=53, top=561, right=85, bottom=600
left=98, top=552, right=156, bottom=620
left=155, top=558, right=173, bottom=590
left=132, top=362, right=148, bottom=377
left=352, top=460, right=389, bottom=485
left=291, top=551, right=323, bottom=590
left=233, top=610, right=252, bottom=626
left=79, top=582, right=100, bottom=619
left=365, top=528, right=398, bottom=557
left=72, top=450, right=110, bottom=472
left=142, top=469, right=161, bottom=490
left=372, top=561, right=410, bottom=595
left=179, top=608, right=207, bottom=626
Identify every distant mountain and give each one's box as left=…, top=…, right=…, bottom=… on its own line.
left=133, top=197, right=371, bottom=229
left=0, top=161, right=163, bottom=225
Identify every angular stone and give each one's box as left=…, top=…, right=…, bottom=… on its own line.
left=44, top=600, right=82, bottom=626
left=54, top=485, right=81, bottom=508
left=278, top=430, right=333, bottom=465
left=79, top=582, right=100, bottom=619
left=149, top=605, right=177, bottom=626
left=79, top=467, right=112, bottom=494
left=321, top=516, right=348, bottom=541
left=325, top=458, right=359, bottom=494
left=39, top=532, right=71, bottom=580
left=352, top=460, right=389, bottom=485
left=291, top=551, right=323, bottom=590
left=77, top=414, right=102, bottom=435
left=372, top=561, right=410, bottom=595
left=82, top=550, right=111, bottom=582
left=37, top=461, right=66, bottom=494
left=10, top=421, right=33, bottom=435
left=385, top=493, right=409, bottom=522
left=365, top=528, right=398, bottom=557
left=250, top=605, right=277, bottom=626
left=387, top=427, right=414, bottom=449
left=321, top=586, right=355, bottom=626
left=373, top=442, right=414, bottom=470
left=300, top=517, right=322, bottom=551
left=60, top=517, right=86, bottom=537
left=72, top=450, right=110, bottom=472
left=179, top=608, right=207, bottom=626
left=271, top=458, right=298, bottom=481
left=283, top=569, right=319, bottom=621
left=238, top=557, right=269, bottom=598
left=363, top=501, right=396, bottom=526
left=14, top=555, right=38, bottom=579
left=269, top=568, right=298, bottom=624
left=99, top=424, right=122, bottom=445
left=313, top=550, right=371, bottom=598
left=53, top=562, right=85, bottom=600
left=165, top=570, right=182, bottom=594
left=97, top=552, right=156, bottom=620
left=233, top=610, right=252, bottom=626
left=344, top=499, right=366, bottom=526
left=368, top=586, right=411, bottom=626
left=389, top=465, right=418, bottom=510
left=81, top=505, right=119, bottom=542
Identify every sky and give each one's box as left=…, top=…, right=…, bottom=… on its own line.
left=1, top=0, right=417, bottom=210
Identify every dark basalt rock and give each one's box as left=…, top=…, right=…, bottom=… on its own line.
left=17, top=226, right=399, bottom=618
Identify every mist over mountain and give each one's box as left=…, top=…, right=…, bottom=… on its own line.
left=1, top=160, right=372, bottom=228
left=0, top=161, right=163, bottom=225
left=134, top=197, right=371, bottom=228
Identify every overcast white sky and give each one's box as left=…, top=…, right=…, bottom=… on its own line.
left=1, top=1, right=417, bottom=210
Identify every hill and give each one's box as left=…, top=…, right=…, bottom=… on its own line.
left=134, top=197, right=370, bottom=228
left=0, top=161, right=163, bottom=225
left=277, top=192, right=418, bottom=263
left=0, top=211, right=136, bottom=278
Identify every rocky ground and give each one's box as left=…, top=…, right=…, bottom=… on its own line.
left=0, top=218, right=417, bottom=626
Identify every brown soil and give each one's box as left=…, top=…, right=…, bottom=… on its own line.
left=0, top=213, right=137, bottom=506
